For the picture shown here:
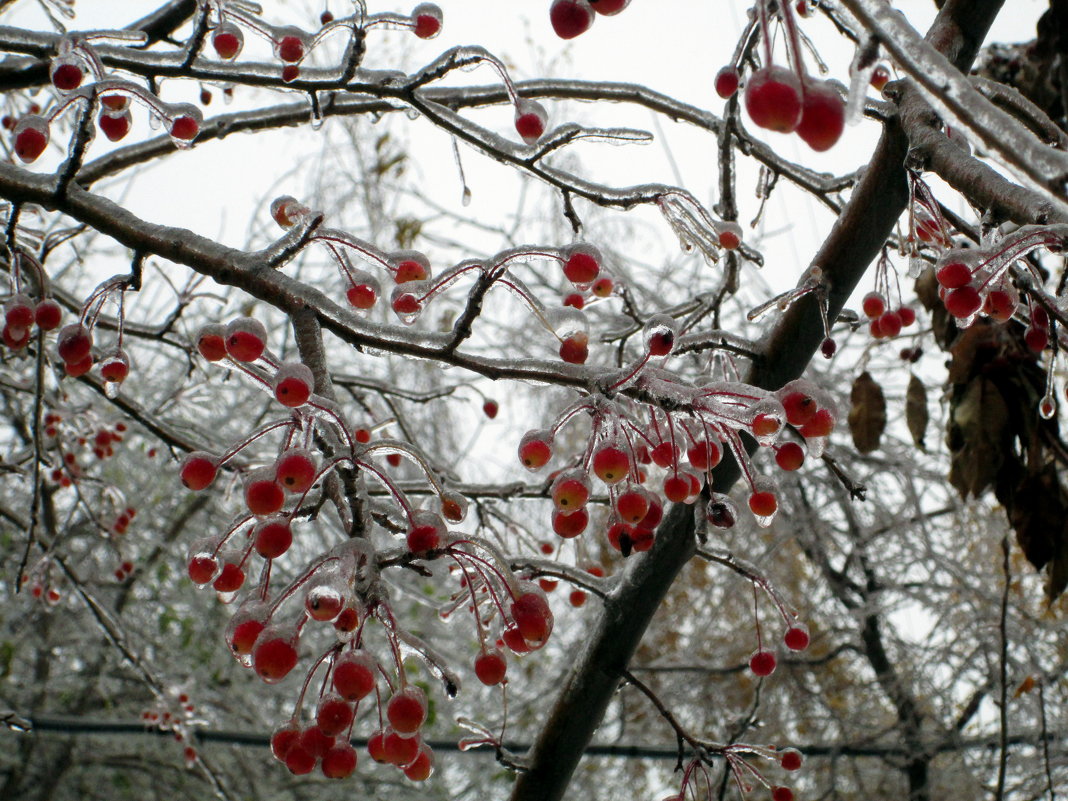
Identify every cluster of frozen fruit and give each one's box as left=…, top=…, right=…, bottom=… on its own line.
left=179, top=312, right=565, bottom=780
left=548, top=0, right=631, bottom=39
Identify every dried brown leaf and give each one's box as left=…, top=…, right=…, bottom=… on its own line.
left=848, top=371, right=886, bottom=454
left=906, top=373, right=928, bottom=451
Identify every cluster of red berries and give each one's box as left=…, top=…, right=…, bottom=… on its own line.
left=141, top=691, right=201, bottom=768
left=861, top=292, right=917, bottom=340
left=715, top=1, right=846, bottom=152
left=209, top=2, right=441, bottom=83
left=20, top=564, right=62, bottom=606
left=3, top=291, right=61, bottom=350
left=549, top=0, right=630, bottom=40
left=663, top=745, right=804, bottom=801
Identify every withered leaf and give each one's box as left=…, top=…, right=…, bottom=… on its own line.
left=905, top=373, right=928, bottom=452
left=848, top=371, right=886, bottom=454
left=947, top=378, right=1009, bottom=498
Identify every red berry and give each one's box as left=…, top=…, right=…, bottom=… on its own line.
left=273, top=362, right=314, bottom=407
left=569, top=589, right=587, bottom=607
left=752, top=413, right=781, bottom=437
left=550, top=0, right=595, bottom=39
left=13, top=116, right=49, bottom=162
left=511, top=587, right=554, bottom=647
left=871, top=65, right=890, bottom=90
left=749, top=649, right=777, bottom=677
left=180, top=452, right=217, bottom=490
left=936, top=260, right=972, bottom=289
left=245, top=469, right=285, bottom=516
left=475, top=648, right=508, bottom=685
left=650, top=441, right=679, bottom=468
left=100, top=352, right=130, bottom=383
left=333, top=650, right=376, bottom=700
left=387, top=685, right=427, bottom=735
left=552, top=508, right=589, bottom=538
left=898, top=306, right=917, bottom=326
left=552, top=470, right=590, bottom=510
left=213, top=561, right=245, bottom=592
left=196, top=324, right=227, bottom=360
left=662, top=474, right=691, bottom=503
left=796, top=79, right=846, bottom=151
left=502, top=624, right=532, bottom=654
left=347, top=282, right=377, bottom=309
left=780, top=747, right=803, bottom=771
left=321, top=744, right=357, bottom=778
left=591, top=275, right=614, bottom=297
left=563, top=244, right=601, bottom=287
left=878, top=310, right=903, bottom=338
left=772, top=787, right=795, bottom=801
left=253, top=629, right=300, bottom=683
left=748, top=491, right=777, bottom=517
left=799, top=408, right=834, bottom=439
left=57, top=323, right=92, bottom=363
left=687, top=440, right=721, bottom=471
left=253, top=517, right=292, bottom=559
left=483, top=399, right=499, bottom=418
left=284, top=745, right=316, bottom=775
left=276, top=32, right=306, bottom=63
left=271, top=723, right=300, bottom=761
left=784, top=624, right=810, bottom=651
left=1025, top=325, right=1048, bottom=352
left=563, top=292, right=585, bottom=309
left=559, top=332, right=589, bottom=364
left=211, top=24, right=243, bottom=60
left=775, top=442, right=805, bottom=471
left=316, top=695, right=354, bottom=736
left=515, top=99, right=547, bottom=144
left=717, top=222, right=742, bottom=250
left=50, top=62, right=83, bottom=91
left=33, top=299, right=62, bottom=331
left=403, top=743, right=434, bottom=780
left=321, top=11, right=335, bottom=25
left=187, top=552, right=219, bottom=585
left=589, top=0, right=629, bottom=14
left=384, top=729, right=420, bottom=766
left=367, top=730, right=389, bottom=763
left=393, top=251, right=430, bottom=283
left=745, top=67, right=803, bottom=133
left=592, top=443, right=629, bottom=484
left=299, top=725, right=335, bottom=758
left=169, top=112, right=200, bottom=142
left=861, top=292, right=886, bottom=319
left=714, top=66, right=740, bottom=99
left=616, top=489, right=649, bottom=524
left=275, top=448, right=317, bottom=493
left=98, top=110, right=132, bottom=142
left=944, top=285, right=982, bottom=319
left=412, top=3, right=443, bottom=39
left=225, top=317, right=267, bottom=362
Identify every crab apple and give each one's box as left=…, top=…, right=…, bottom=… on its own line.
left=749, top=649, right=777, bottom=677
left=412, top=3, right=443, bottom=38
left=592, top=442, right=629, bottom=484
left=407, top=515, right=444, bottom=552
left=1025, top=325, right=1048, bottom=352
left=752, top=412, right=782, bottom=438
left=252, top=627, right=300, bottom=683
left=749, top=490, right=778, bottom=517
left=553, top=507, right=589, bottom=538
left=63, top=353, right=93, bottom=376
left=321, top=744, right=357, bottom=779
left=316, top=695, right=354, bottom=736
left=334, top=604, right=361, bottom=634
left=820, top=337, right=837, bottom=358
left=651, top=441, right=679, bottom=468
left=187, top=549, right=219, bottom=585
left=100, top=352, right=130, bottom=383
left=225, top=317, right=267, bottom=362
left=717, top=221, right=742, bottom=250
left=299, top=725, right=335, bottom=758
left=687, top=439, right=721, bottom=471
left=245, top=469, right=285, bottom=516
left=367, top=730, right=390, bottom=763
left=226, top=605, right=267, bottom=657
left=638, top=495, right=663, bottom=529
left=347, top=281, right=378, bottom=309
left=616, top=488, right=649, bottom=524
left=168, top=106, right=201, bottom=141
left=13, top=115, right=49, bottom=162
left=589, top=0, right=629, bottom=14
left=515, top=98, right=548, bottom=144
left=98, top=110, right=132, bottom=142
left=715, top=65, right=740, bottom=99
left=862, top=291, right=886, bottom=319
left=563, top=292, right=585, bottom=309
left=552, top=470, right=590, bottom=511
left=550, top=0, right=594, bottom=39
left=4, top=294, right=33, bottom=331
left=606, top=522, right=635, bottom=555
left=878, top=310, right=903, bottom=338
left=333, top=650, right=376, bottom=701
left=745, top=67, right=803, bottom=133
left=213, top=561, right=245, bottom=592
left=775, top=442, right=805, bottom=471
left=275, top=448, right=317, bottom=493
left=385, top=729, right=421, bottom=766
left=772, top=787, right=795, bottom=801
left=275, top=29, right=307, bottom=62
left=944, top=285, right=982, bottom=319
left=796, top=79, right=846, bottom=151
left=501, top=624, right=533, bottom=655
left=284, top=744, right=316, bottom=775
left=559, top=331, right=589, bottom=364
left=387, top=685, right=428, bottom=735
left=799, top=407, right=834, bottom=438
left=475, top=648, right=508, bottom=686
left=662, top=474, right=691, bottom=503
left=404, top=742, right=434, bottom=781
left=393, top=251, right=431, bottom=283
left=591, top=275, right=614, bottom=297
left=195, top=324, right=227, bottom=360
left=779, top=747, right=804, bottom=771
left=270, top=195, right=309, bottom=228
left=273, top=362, right=315, bottom=407
left=305, top=582, right=345, bottom=621
left=57, top=323, right=92, bottom=363
left=482, top=399, right=499, bottom=418
left=984, top=290, right=1015, bottom=322
left=784, top=623, right=810, bottom=651
left=563, top=243, right=601, bottom=287
left=386, top=453, right=402, bottom=467
left=271, top=723, right=300, bottom=761
left=211, top=22, right=244, bottom=59
left=871, top=64, right=890, bottom=90
left=936, top=260, right=972, bottom=289
left=643, top=314, right=678, bottom=356
left=511, top=586, right=554, bottom=647
left=253, top=517, right=293, bottom=559
left=180, top=451, right=217, bottom=490
left=898, top=306, right=917, bottom=326
left=50, top=61, right=83, bottom=91
left=33, top=299, right=62, bottom=331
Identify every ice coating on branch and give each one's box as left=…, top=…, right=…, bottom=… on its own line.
left=656, top=192, right=725, bottom=265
